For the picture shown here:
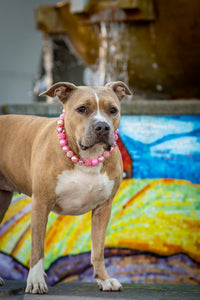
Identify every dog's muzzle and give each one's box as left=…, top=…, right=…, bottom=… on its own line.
left=79, top=121, right=114, bottom=151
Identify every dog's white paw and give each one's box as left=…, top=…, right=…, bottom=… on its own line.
left=96, top=278, right=123, bottom=291
left=25, top=280, right=48, bottom=294
left=0, top=276, right=5, bottom=286
left=25, top=259, right=48, bottom=294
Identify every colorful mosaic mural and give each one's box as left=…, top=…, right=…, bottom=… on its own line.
left=0, top=115, right=200, bottom=284
left=120, top=116, right=200, bottom=183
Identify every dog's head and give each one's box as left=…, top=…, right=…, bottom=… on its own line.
left=41, top=82, right=131, bottom=157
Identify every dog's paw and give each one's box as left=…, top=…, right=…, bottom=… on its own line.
left=0, top=277, right=5, bottom=286
left=25, top=259, right=48, bottom=294
left=25, top=279, right=48, bottom=294
left=96, top=278, right=122, bottom=291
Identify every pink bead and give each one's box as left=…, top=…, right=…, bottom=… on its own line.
left=62, top=109, right=65, bottom=114
left=110, top=146, right=115, bottom=153
left=57, top=127, right=63, bottom=133
left=60, top=113, right=65, bottom=120
left=62, top=145, right=69, bottom=152
left=71, top=155, right=79, bottom=163
left=114, top=134, right=118, bottom=141
left=98, top=156, right=105, bottom=163
left=103, top=151, right=110, bottom=158
left=67, top=151, right=74, bottom=158
left=60, top=139, right=67, bottom=146
left=57, top=119, right=64, bottom=126
left=78, top=159, right=85, bottom=166
left=115, top=129, right=119, bottom=134
left=58, top=133, right=66, bottom=140
left=91, top=158, right=99, bottom=166
left=84, top=159, right=92, bottom=167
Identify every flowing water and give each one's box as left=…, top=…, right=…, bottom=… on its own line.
left=84, top=22, right=130, bottom=86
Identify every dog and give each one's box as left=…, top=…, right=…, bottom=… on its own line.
left=0, top=81, right=131, bottom=294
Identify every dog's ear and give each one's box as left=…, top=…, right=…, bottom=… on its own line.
left=40, top=82, right=77, bottom=103
left=105, top=81, right=132, bottom=101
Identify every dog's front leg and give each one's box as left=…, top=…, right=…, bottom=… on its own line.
left=91, top=199, right=122, bottom=291
left=25, top=195, right=50, bottom=294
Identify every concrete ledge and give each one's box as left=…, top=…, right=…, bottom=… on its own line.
left=121, top=100, right=200, bottom=115
left=1, top=281, right=200, bottom=300
left=0, top=102, right=62, bottom=117
left=0, top=100, right=200, bottom=116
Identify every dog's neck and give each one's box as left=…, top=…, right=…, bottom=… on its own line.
left=57, top=109, right=119, bottom=167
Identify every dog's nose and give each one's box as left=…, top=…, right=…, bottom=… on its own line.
left=94, top=121, right=110, bottom=136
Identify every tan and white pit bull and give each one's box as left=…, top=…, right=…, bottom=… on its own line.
left=0, top=81, right=131, bottom=294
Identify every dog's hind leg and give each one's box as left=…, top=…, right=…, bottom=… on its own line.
left=0, top=189, right=13, bottom=285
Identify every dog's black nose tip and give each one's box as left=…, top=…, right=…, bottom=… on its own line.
left=94, top=121, right=110, bottom=136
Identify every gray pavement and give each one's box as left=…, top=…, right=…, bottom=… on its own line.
left=0, top=281, right=200, bottom=300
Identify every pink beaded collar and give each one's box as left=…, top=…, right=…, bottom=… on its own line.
left=57, top=109, right=119, bottom=167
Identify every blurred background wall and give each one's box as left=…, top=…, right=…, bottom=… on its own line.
left=0, top=0, right=58, bottom=104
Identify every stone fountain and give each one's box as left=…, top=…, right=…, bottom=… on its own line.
left=34, top=0, right=200, bottom=100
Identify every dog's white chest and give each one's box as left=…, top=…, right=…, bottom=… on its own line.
left=54, top=165, right=114, bottom=215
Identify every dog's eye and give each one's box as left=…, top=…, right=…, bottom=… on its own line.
left=76, top=106, right=87, bottom=114
left=110, top=107, right=119, bottom=115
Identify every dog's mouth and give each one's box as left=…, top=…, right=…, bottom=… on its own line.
left=78, top=128, right=115, bottom=153
left=79, top=141, right=112, bottom=152
left=79, top=143, right=89, bottom=151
